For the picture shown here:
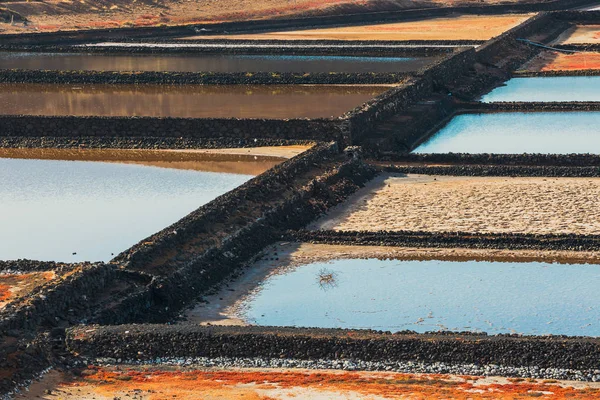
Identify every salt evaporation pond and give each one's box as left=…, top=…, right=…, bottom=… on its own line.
left=481, top=77, right=600, bottom=102
left=0, top=83, right=387, bottom=118
left=0, top=158, right=252, bottom=262
left=239, top=258, right=600, bottom=336
left=414, top=112, right=600, bottom=154
left=0, top=52, right=430, bottom=73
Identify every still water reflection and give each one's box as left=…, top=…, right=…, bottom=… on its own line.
left=0, top=83, right=388, bottom=118
left=240, top=258, right=600, bottom=336
left=0, top=157, right=253, bottom=262
left=0, top=52, right=430, bottom=73
left=481, top=77, right=600, bottom=102
left=414, top=112, right=600, bottom=154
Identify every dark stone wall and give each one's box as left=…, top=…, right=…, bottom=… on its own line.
left=462, top=102, right=600, bottom=112
left=135, top=159, right=376, bottom=322
left=339, top=49, right=476, bottom=144
left=379, top=163, right=600, bottom=177
left=0, top=42, right=458, bottom=56
left=0, top=115, right=343, bottom=142
left=0, top=69, right=410, bottom=85
left=515, top=69, right=600, bottom=77
left=553, top=10, right=600, bottom=23
left=289, top=229, right=600, bottom=252
left=0, top=263, right=115, bottom=334
left=0, top=136, right=313, bottom=149
left=474, top=13, right=556, bottom=65
left=99, top=143, right=377, bottom=323
left=66, top=324, right=600, bottom=371
left=114, top=142, right=341, bottom=269
left=389, top=153, right=600, bottom=167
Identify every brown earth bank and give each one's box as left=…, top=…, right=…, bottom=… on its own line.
left=0, top=0, right=552, bottom=34
left=0, top=146, right=309, bottom=174
left=189, top=14, right=532, bottom=41
left=19, top=367, right=600, bottom=399
left=309, top=173, right=600, bottom=235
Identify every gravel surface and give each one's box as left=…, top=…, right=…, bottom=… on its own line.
left=85, top=356, right=600, bottom=382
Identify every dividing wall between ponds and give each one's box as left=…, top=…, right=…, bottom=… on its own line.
left=66, top=324, right=600, bottom=373
left=289, top=229, right=600, bottom=252
left=0, top=69, right=411, bottom=85
left=0, top=115, right=344, bottom=142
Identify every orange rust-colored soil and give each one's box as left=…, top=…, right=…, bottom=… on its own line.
left=0, top=272, right=56, bottom=307
left=33, top=367, right=600, bottom=400
left=543, top=52, right=600, bottom=71
left=2, top=0, right=536, bottom=34
left=0, top=284, right=11, bottom=302
left=521, top=51, right=600, bottom=71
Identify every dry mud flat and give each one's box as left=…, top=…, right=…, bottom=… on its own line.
left=187, top=14, right=532, bottom=41
left=522, top=51, right=600, bottom=71
left=21, top=367, right=600, bottom=399
left=310, top=174, right=600, bottom=235
left=555, top=24, right=600, bottom=44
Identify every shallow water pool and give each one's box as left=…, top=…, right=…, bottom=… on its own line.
left=0, top=83, right=387, bottom=118
left=0, top=158, right=252, bottom=262
left=481, top=77, right=600, bottom=102
left=0, top=52, right=429, bottom=73
left=239, top=258, right=600, bottom=336
left=414, top=112, right=600, bottom=154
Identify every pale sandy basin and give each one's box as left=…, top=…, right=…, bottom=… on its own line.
left=310, top=174, right=600, bottom=235
left=555, top=24, right=600, bottom=44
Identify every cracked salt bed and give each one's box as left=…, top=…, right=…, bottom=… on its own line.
left=212, top=257, right=600, bottom=336
left=414, top=112, right=600, bottom=154
left=0, top=158, right=252, bottom=262
left=481, top=77, right=600, bottom=102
